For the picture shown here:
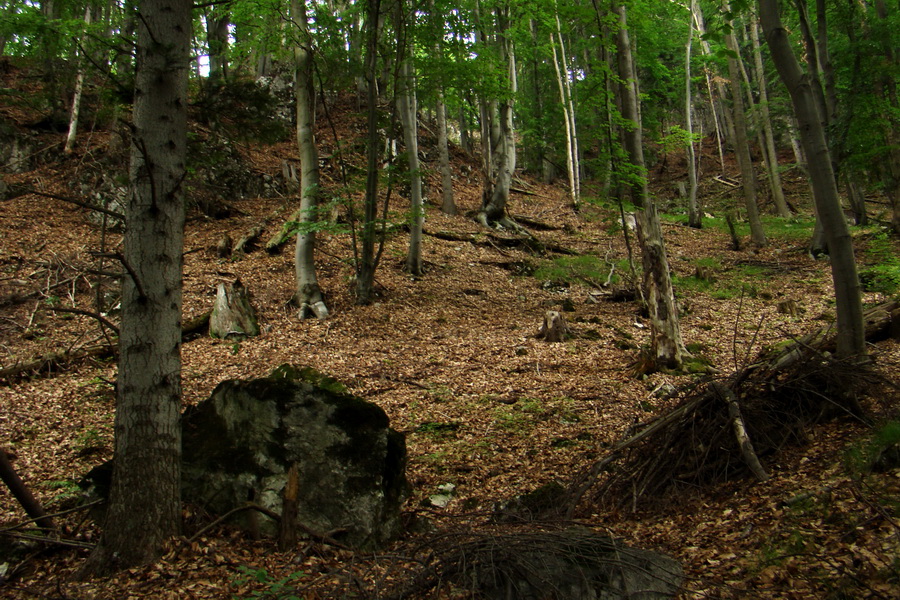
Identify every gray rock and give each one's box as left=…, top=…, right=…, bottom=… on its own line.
left=181, top=364, right=408, bottom=549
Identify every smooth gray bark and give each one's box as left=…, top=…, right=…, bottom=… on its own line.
left=725, top=27, right=767, bottom=246
left=291, top=0, right=328, bottom=319
left=750, top=15, right=791, bottom=217
left=685, top=0, right=700, bottom=228
left=760, top=0, right=866, bottom=358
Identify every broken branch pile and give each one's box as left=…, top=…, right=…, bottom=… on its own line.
left=566, top=300, right=898, bottom=514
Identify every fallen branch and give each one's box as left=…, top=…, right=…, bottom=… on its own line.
left=711, top=382, right=770, bottom=482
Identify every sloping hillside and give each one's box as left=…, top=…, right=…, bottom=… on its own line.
left=1, top=61, right=899, bottom=598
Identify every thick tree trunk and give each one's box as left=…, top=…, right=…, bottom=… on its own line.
left=760, top=0, right=866, bottom=359
left=477, top=6, right=519, bottom=231
left=80, top=0, right=189, bottom=577
left=725, top=28, right=766, bottom=246
left=206, top=6, right=230, bottom=81
left=292, top=0, right=328, bottom=319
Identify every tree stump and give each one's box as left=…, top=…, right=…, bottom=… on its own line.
left=215, top=233, right=233, bottom=258
left=777, top=299, right=798, bottom=316
left=210, top=279, right=260, bottom=339
left=537, top=311, right=570, bottom=343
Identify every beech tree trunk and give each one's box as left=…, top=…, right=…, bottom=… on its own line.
left=396, top=11, right=424, bottom=276
left=355, top=0, right=383, bottom=304
left=725, top=26, right=766, bottom=246
left=292, top=0, right=328, bottom=319
left=436, top=93, right=456, bottom=215
left=760, top=0, right=866, bottom=359
left=80, top=0, right=190, bottom=576
left=64, top=6, right=92, bottom=154
left=685, top=0, right=701, bottom=229
left=477, top=6, right=519, bottom=231
left=750, top=15, right=790, bottom=217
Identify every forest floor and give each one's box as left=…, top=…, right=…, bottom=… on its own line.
left=2, top=61, right=900, bottom=599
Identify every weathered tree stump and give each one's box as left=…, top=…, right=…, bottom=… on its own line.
left=537, top=311, right=569, bottom=343
left=777, top=299, right=798, bottom=316
left=209, top=279, right=260, bottom=339
left=215, top=233, right=233, bottom=258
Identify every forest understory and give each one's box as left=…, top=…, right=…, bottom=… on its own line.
left=1, top=59, right=900, bottom=599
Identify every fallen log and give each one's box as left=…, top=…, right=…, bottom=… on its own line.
left=232, top=225, right=264, bottom=255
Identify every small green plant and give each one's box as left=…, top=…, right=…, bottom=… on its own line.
left=75, top=428, right=106, bottom=452
left=45, top=479, right=82, bottom=504
left=232, top=566, right=306, bottom=600
left=844, top=420, right=900, bottom=478
left=859, top=230, right=900, bottom=294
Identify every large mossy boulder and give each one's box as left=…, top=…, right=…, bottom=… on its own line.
left=181, top=364, right=408, bottom=550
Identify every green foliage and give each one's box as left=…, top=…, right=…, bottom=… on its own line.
left=858, top=230, right=900, bottom=295
left=656, top=125, right=700, bottom=155
left=232, top=566, right=306, bottom=600
left=844, top=420, right=900, bottom=478
left=533, top=255, right=611, bottom=285
left=193, top=79, right=291, bottom=143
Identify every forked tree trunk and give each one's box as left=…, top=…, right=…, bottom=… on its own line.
left=292, top=0, right=328, bottom=319
left=760, top=0, right=865, bottom=359
left=477, top=6, right=520, bottom=231
left=80, top=0, right=190, bottom=577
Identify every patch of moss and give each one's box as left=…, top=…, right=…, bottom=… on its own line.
left=269, top=363, right=347, bottom=394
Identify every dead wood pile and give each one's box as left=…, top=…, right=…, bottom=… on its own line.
left=566, top=300, right=898, bottom=514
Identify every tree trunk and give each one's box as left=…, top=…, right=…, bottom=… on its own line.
left=613, top=3, right=686, bottom=370
left=436, top=92, right=456, bottom=215
left=80, top=0, right=190, bottom=577
left=0, top=448, right=54, bottom=530
left=395, top=10, right=424, bottom=276
left=292, top=0, right=328, bottom=319
left=760, top=0, right=866, bottom=359
left=64, top=6, right=92, bottom=155
left=210, top=280, right=260, bottom=339
left=355, top=0, right=383, bottom=305
left=685, top=0, right=701, bottom=229
left=206, top=5, right=230, bottom=82
left=725, top=27, right=767, bottom=246
left=749, top=15, right=790, bottom=217
left=692, top=3, right=735, bottom=168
